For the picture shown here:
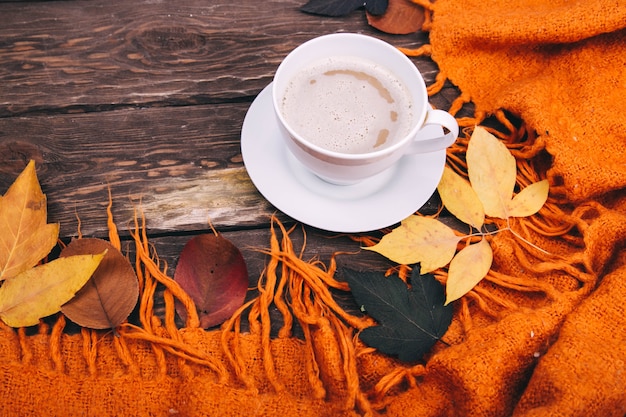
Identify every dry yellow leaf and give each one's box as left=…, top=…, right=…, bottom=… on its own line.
left=364, top=215, right=461, bottom=272
left=467, top=127, right=517, bottom=219
left=506, top=179, right=550, bottom=217
left=0, top=251, right=106, bottom=327
left=0, top=160, right=59, bottom=281
left=369, top=127, right=550, bottom=306
left=437, top=166, right=485, bottom=229
left=445, top=238, right=493, bottom=305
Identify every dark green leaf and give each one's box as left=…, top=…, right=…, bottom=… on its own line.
left=300, top=0, right=364, bottom=17
left=364, top=0, right=387, bottom=16
left=342, top=266, right=453, bottom=362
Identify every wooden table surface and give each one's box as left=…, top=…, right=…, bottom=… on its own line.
left=0, top=0, right=465, bottom=321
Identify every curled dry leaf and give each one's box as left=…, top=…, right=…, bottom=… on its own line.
left=0, top=160, right=59, bottom=282
left=467, top=127, right=517, bottom=219
left=445, top=238, right=493, bottom=305
left=174, top=234, right=248, bottom=329
left=60, top=238, right=139, bottom=329
left=364, top=215, right=461, bottom=273
left=366, top=0, right=425, bottom=34
left=437, top=166, right=485, bottom=229
left=0, top=251, right=106, bottom=327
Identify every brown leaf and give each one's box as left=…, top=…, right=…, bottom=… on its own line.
left=366, top=0, right=425, bottom=35
left=174, top=234, right=248, bottom=329
left=60, top=238, right=138, bottom=329
left=0, top=160, right=59, bottom=281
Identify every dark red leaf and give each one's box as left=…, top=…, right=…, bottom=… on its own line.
left=60, top=238, right=139, bottom=329
left=174, top=234, right=248, bottom=329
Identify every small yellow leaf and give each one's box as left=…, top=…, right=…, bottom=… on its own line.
left=467, top=127, right=516, bottom=219
left=364, top=215, right=461, bottom=272
left=506, top=179, right=549, bottom=217
left=445, top=238, right=493, bottom=305
left=437, top=166, right=485, bottom=229
left=0, top=160, right=59, bottom=281
left=0, top=251, right=106, bottom=327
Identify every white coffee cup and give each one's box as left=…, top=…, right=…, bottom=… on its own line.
left=272, top=33, right=458, bottom=185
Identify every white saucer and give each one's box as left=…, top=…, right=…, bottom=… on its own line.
left=241, top=83, right=446, bottom=233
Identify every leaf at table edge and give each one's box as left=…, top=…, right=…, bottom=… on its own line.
left=467, top=127, right=517, bottom=219
left=174, top=234, right=249, bottom=329
left=0, top=251, right=106, bottom=328
left=437, top=166, right=485, bottom=229
left=60, top=238, right=139, bottom=330
left=364, top=0, right=388, bottom=16
left=445, top=239, right=492, bottom=305
left=506, top=179, right=550, bottom=218
left=364, top=215, right=461, bottom=272
left=0, top=160, right=59, bottom=281
left=300, top=0, right=364, bottom=16
left=367, top=0, right=425, bottom=34
left=343, top=267, right=453, bottom=362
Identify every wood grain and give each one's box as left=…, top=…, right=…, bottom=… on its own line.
left=0, top=0, right=457, bottom=239
left=0, top=103, right=283, bottom=237
left=127, top=225, right=395, bottom=333
left=0, top=0, right=438, bottom=116
left=1, top=0, right=461, bottom=335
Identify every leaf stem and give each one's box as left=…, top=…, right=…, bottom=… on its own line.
left=507, top=227, right=551, bottom=255
left=459, top=224, right=549, bottom=255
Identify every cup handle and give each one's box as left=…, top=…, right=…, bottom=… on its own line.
left=406, top=108, right=459, bottom=154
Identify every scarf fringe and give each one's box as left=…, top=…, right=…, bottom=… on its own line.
left=1, top=33, right=618, bottom=417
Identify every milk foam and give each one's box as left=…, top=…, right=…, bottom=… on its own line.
left=280, top=56, right=414, bottom=154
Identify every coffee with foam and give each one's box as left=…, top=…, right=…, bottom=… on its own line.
left=280, top=56, right=414, bottom=154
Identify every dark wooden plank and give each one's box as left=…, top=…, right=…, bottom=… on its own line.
left=147, top=226, right=392, bottom=285
left=0, top=103, right=284, bottom=237
left=0, top=0, right=453, bottom=239
left=0, top=0, right=442, bottom=116
left=130, top=225, right=396, bottom=331
left=0, top=97, right=442, bottom=238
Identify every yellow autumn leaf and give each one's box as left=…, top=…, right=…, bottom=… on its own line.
left=364, top=215, right=461, bottom=272
left=506, top=179, right=549, bottom=217
left=466, top=127, right=516, bottom=219
left=437, top=166, right=485, bottom=229
left=0, top=251, right=106, bottom=327
left=0, top=160, right=59, bottom=281
left=445, top=238, right=493, bottom=305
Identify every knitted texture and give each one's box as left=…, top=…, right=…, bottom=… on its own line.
left=2, top=1, right=626, bottom=416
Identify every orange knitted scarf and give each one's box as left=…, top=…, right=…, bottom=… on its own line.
left=2, top=1, right=625, bottom=416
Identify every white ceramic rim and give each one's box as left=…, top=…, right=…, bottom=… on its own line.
left=272, top=33, right=428, bottom=161
left=242, top=83, right=446, bottom=233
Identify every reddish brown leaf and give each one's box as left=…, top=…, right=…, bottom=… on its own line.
left=366, top=0, right=425, bottom=35
left=60, top=238, right=138, bottom=329
left=174, top=234, right=248, bottom=329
